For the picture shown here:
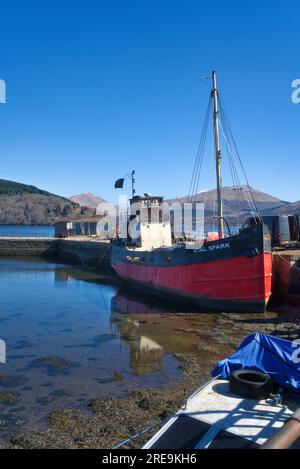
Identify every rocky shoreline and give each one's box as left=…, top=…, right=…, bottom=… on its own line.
left=5, top=354, right=211, bottom=449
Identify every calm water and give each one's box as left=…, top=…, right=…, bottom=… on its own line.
left=0, top=226, right=54, bottom=238
left=0, top=258, right=180, bottom=442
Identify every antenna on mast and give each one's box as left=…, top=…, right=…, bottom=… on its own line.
left=212, top=71, right=224, bottom=238
left=131, top=170, right=136, bottom=198
left=126, top=170, right=136, bottom=199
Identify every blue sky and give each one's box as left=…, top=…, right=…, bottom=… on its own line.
left=0, top=0, right=299, bottom=204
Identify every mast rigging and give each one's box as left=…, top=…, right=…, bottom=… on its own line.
left=212, top=71, right=224, bottom=238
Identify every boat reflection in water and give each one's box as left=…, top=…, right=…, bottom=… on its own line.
left=110, top=290, right=168, bottom=375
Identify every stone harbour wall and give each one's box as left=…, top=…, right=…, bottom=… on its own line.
left=0, top=238, right=111, bottom=269
left=0, top=238, right=59, bottom=257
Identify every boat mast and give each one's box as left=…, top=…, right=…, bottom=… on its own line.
left=212, top=71, right=224, bottom=238
left=131, top=170, right=136, bottom=198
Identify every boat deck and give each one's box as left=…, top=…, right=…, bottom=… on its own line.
left=144, top=379, right=300, bottom=449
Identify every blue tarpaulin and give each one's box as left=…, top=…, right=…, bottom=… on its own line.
left=211, top=333, right=300, bottom=395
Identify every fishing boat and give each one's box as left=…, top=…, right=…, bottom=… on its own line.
left=139, top=334, right=300, bottom=449
left=111, top=72, right=272, bottom=313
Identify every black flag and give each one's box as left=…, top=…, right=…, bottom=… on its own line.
left=114, top=178, right=124, bottom=189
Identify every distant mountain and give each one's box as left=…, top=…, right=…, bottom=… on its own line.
left=68, top=187, right=296, bottom=221
left=69, top=192, right=106, bottom=209
left=166, top=187, right=290, bottom=220
left=3, top=179, right=295, bottom=226
left=270, top=200, right=300, bottom=215
left=0, top=179, right=95, bottom=225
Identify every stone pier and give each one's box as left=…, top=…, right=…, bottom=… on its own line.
left=0, top=237, right=112, bottom=269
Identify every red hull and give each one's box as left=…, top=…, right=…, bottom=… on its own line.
left=113, top=253, right=272, bottom=312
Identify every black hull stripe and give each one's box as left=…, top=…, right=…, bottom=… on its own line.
left=111, top=224, right=271, bottom=267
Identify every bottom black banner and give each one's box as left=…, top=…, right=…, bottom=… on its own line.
left=0, top=449, right=299, bottom=467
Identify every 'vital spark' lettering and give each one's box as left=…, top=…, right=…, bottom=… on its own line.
left=193, top=242, right=230, bottom=253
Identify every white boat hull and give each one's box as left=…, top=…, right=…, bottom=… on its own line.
left=143, top=378, right=300, bottom=449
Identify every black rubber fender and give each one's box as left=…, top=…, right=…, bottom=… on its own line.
left=229, top=369, right=273, bottom=400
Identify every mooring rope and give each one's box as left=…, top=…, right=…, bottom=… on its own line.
left=77, top=240, right=109, bottom=271
left=272, top=250, right=300, bottom=272
left=76, top=240, right=111, bottom=315
left=112, top=378, right=218, bottom=449
left=112, top=414, right=178, bottom=449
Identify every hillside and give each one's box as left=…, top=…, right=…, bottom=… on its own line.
left=69, top=192, right=106, bottom=209
left=2, top=180, right=296, bottom=226
left=270, top=200, right=300, bottom=215
left=0, top=179, right=95, bottom=225
left=166, top=187, right=290, bottom=220
left=0, top=179, right=52, bottom=197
